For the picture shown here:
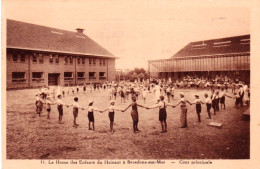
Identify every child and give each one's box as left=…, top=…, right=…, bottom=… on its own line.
left=101, top=100, right=123, bottom=133
left=142, top=88, right=148, bottom=104
left=172, top=93, right=192, bottom=128
left=191, top=95, right=204, bottom=122
left=68, top=97, right=83, bottom=127
left=45, top=96, right=54, bottom=119
left=166, top=86, right=171, bottom=103
left=113, top=88, right=117, bottom=100
left=219, top=88, right=232, bottom=109
left=171, top=86, right=175, bottom=101
left=61, top=87, right=65, bottom=97
left=35, top=94, right=40, bottom=114
left=122, top=96, right=148, bottom=133
left=71, top=87, right=75, bottom=95
left=108, top=88, right=113, bottom=100
left=55, top=95, right=67, bottom=124
left=204, top=94, right=212, bottom=119
left=147, top=95, right=174, bottom=133
left=76, top=85, right=79, bottom=94
left=83, top=84, right=86, bottom=94
left=90, top=84, right=93, bottom=93
left=215, top=91, right=220, bottom=111
left=36, top=93, right=44, bottom=116
left=87, top=101, right=101, bottom=131
left=234, top=92, right=240, bottom=109
left=211, top=90, right=217, bottom=115
left=120, top=88, right=126, bottom=103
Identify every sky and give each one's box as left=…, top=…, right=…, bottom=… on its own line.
left=3, top=0, right=250, bottom=70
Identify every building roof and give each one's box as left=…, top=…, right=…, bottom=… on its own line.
left=171, top=34, right=250, bottom=58
left=7, top=19, right=115, bottom=58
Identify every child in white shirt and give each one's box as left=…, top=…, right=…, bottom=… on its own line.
left=101, top=100, right=123, bottom=133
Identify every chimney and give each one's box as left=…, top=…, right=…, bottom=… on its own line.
left=76, top=28, right=84, bottom=34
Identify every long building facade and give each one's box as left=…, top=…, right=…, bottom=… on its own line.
left=148, top=35, right=250, bottom=83
left=6, top=19, right=116, bottom=89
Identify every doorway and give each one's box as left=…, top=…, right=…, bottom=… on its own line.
left=48, top=73, right=60, bottom=86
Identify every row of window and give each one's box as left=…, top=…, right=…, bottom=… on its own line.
left=11, top=72, right=106, bottom=82
left=150, top=54, right=250, bottom=72
left=11, top=53, right=106, bottom=66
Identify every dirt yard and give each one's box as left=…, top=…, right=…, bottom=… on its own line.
left=6, top=88, right=249, bottom=159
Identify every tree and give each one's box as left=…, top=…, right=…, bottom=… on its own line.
left=124, top=68, right=149, bottom=82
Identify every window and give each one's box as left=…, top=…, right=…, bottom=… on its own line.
left=77, top=57, right=80, bottom=64
left=70, top=57, right=73, bottom=64
left=89, top=58, right=92, bottom=65
left=89, top=72, right=96, bottom=79
left=99, top=59, right=103, bottom=66
left=12, top=53, right=18, bottom=62
left=93, top=58, right=96, bottom=65
left=64, top=56, right=68, bottom=64
left=82, top=57, right=85, bottom=64
left=20, top=53, right=25, bottom=62
left=32, top=72, right=44, bottom=82
left=49, top=55, right=53, bottom=63
left=33, top=54, right=37, bottom=63
left=55, top=55, right=59, bottom=63
left=77, top=72, right=85, bottom=79
left=12, top=72, right=26, bottom=82
left=64, top=72, right=73, bottom=81
left=99, top=72, right=106, bottom=80
left=103, top=59, right=106, bottom=66
left=39, top=54, right=43, bottom=63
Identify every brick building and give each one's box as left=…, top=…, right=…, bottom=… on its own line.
left=6, top=19, right=116, bottom=89
left=148, top=35, right=250, bottom=83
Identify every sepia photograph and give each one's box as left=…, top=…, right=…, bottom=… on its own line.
left=2, top=0, right=259, bottom=168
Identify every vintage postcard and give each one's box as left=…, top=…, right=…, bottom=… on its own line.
left=1, top=0, right=260, bottom=169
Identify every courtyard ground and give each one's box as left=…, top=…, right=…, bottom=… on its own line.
left=6, top=88, right=249, bottom=159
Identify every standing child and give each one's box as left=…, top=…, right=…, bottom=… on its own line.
left=204, top=94, right=212, bottom=119
left=108, top=88, right=113, bottom=100
left=172, top=93, right=192, bottom=128
left=234, top=92, right=241, bottom=109
left=87, top=101, right=102, bottom=131
left=68, top=97, right=83, bottom=127
left=147, top=95, right=174, bottom=133
left=210, top=90, right=217, bottom=115
left=113, top=87, right=117, bottom=100
left=142, top=88, right=148, bottom=104
left=71, top=86, right=75, bottom=95
left=101, top=100, right=123, bottom=133
left=171, top=86, right=175, bottom=101
left=191, top=95, right=204, bottom=122
left=166, top=86, right=171, bottom=103
left=83, top=84, right=86, bottom=94
left=36, top=93, right=44, bottom=116
left=55, top=95, right=67, bottom=124
left=120, top=87, right=126, bottom=103
left=45, top=96, right=54, bottom=119
left=219, top=88, right=232, bottom=109
left=122, top=96, right=148, bottom=133
left=215, top=91, right=220, bottom=111
left=35, top=94, right=40, bottom=114
left=76, top=85, right=79, bottom=94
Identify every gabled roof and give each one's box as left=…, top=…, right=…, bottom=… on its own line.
left=171, top=34, right=250, bottom=58
left=7, top=19, right=115, bottom=58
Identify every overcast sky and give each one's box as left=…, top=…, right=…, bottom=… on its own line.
left=4, top=0, right=250, bottom=70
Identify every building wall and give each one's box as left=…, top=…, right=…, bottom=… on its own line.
left=6, top=52, right=30, bottom=89
left=6, top=49, right=116, bottom=89
left=107, top=58, right=116, bottom=81
left=148, top=54, right=250, bottom=83
left=149, top=53, right=250, bottom=73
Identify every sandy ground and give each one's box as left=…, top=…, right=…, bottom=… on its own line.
left=6, top=88, right=249, bottom=159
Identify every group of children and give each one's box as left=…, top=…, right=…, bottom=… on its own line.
left=35, top=80, right=248, bottom=134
